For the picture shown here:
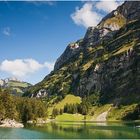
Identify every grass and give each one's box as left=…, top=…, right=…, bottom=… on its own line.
left=89, top=104, right=112, bottom=121
left=107, top=104, right=138, bottom=121
left=79, top=52, right=83, bottom=59
left=49, top=103, right=139, bottom=122
left=8, top=81, right=30, bottom=88
left=103, top=53, right=110, bottom=61
left=48, top=94, right=81, bottom=116
left=101, top=13, right=126, bottom=28
left=55, top=113, right=93, bottom=122
left=55, top=104, right=112, bottom=122
left=12, top=87, right=23, bottom=93
left=113, top=41, right=135, bottom=56
left=56, top=113, right=84, bottom=121
left=82, top=60, right=94, bottom=71
left=54, top=104, right=112, bottom=122
left=55, top=94, right=81, bottom=110
left=87, top=46, right=103, bottom=54
left=101, top=39, right=137, bottom=61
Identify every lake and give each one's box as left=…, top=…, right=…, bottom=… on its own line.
left=0, top=121, right=140, bottom=139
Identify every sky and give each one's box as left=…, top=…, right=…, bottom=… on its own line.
left=0, top=0, right=123, bottom=84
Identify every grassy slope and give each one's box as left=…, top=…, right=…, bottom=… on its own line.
left=12, top=87, right=23, bottom=93
left=56, top=113, right=84, bottom=121
left=55, top=94, right=81, bottom=109
left=51, top=102, right=139, bottom=121
left=48, top=94, right=81, bottom=116
left=7, top=81, right=31, bottom=94
left=48, top=94, right=93, bottom=121
left=89, top=104, right=112, bottom=121
left=107, top=104, right=138, bottom=121
left=8, top=81, right=30, bottom=87
left=48, top=95, right=139, bottom=121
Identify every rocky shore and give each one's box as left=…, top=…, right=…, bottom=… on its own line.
left=27, top=118, right=54, bottom=124
left=0, top=119, right=24, bottom=128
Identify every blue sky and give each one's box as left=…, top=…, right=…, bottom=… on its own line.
left=0, top=1, right=123, bottom=84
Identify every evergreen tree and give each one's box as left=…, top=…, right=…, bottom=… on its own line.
left=64, top=103, right=68, bottom=113
left=0, top=90, right=47, bottom=123
left=72, top=104, right=78, bottom=114
left=0, top=92, right=18, bottom=120
left=60, top=109, right=63, bottom=115
left=52, top=108, right=59, bottom=118
left=81, top=105, right=88, bottom=115
left=0, top=100, right=5, bottom=121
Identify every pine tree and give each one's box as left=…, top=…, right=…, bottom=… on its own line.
left=0, top=100, right=5, bottom=121
left=52, top=108, right=59, bottom=118
left=60, top=109, right=63, bottom=115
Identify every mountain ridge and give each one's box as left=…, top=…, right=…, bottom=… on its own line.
left=0, top=77, right=32, bottom=95
left=54, top=1, right=140, bottom=71
left=26, top=1, right=140, bottom=106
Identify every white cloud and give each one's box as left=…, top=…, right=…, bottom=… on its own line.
left=71, top=2, right=102, bottom=28
left=2, top=27, right=11, bottom=36
left=96, top=0, right=123, bottom=13
left=0, top=59, right=54, bottom=78
left=71, top=1, right=124, bottom=28
left=44, top=62, right=55, bottom=72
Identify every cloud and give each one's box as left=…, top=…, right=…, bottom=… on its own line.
left=71, top=1, right=124, bottom=28
left=71, top=2, right=102, bottom=28
left=44, top=62, right=55, bottom=72
left=96, top=0, right=123, bottom=13
left=0, top=59, right=54, bottom=78
left=2, top=27, right=11, bottom=36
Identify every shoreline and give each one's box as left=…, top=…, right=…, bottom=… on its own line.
left=54, top=120, right=140, bottom=123
left=28, top=118, right=140, bottom=125
left=1, top=118, right=139, bottom=128
left=0, top=119, right=24, bottom=128
left=27, top=118, right=55, bottom=126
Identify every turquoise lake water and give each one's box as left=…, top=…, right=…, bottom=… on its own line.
left=0, top=121, right=140, bottom=139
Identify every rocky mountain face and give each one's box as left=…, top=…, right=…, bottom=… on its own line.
left=27, top=1, right=140, bottom=105
left=54, top=1, right=140, bottom=71
left=0, top=77, right=32, bottom=96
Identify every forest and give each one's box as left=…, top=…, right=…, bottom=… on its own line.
left=0, top=88, right=47, bottom=123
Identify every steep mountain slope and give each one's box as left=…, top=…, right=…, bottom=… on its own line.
left=26, top=1, right=140, bottom=105
left=0, top=77, right=32, bottom=96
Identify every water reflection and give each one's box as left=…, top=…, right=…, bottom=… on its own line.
left=26, top=121, right=140, bottom=139
left=0, top=122, right=140, bottom=139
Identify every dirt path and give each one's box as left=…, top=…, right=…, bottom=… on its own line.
left=96, top=107, right=111, bottom=122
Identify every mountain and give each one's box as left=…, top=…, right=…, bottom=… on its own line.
left=26, top=1, right=140, bottom=106
left=0, top=77, right=32, bottom=96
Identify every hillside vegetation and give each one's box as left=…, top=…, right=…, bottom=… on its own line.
left=0, top=89, right=47, bottom=123
left=24, top=1, right=140, bottom=121
left=0, top=79, right=32, bottom=96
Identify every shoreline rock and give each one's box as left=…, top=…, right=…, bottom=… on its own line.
left=0, top=119, right=24, bottom=128
left=27, top=118, right=54, bottom=124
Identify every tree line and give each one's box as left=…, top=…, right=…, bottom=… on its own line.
left=51, top=97, right=91, bottom=118
left=0, top=89, right=47, bottom=123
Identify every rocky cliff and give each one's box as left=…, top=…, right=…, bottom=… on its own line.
left=26, top=1, right=140, bottom=105
left=54, top=1, right=140, bottom=71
